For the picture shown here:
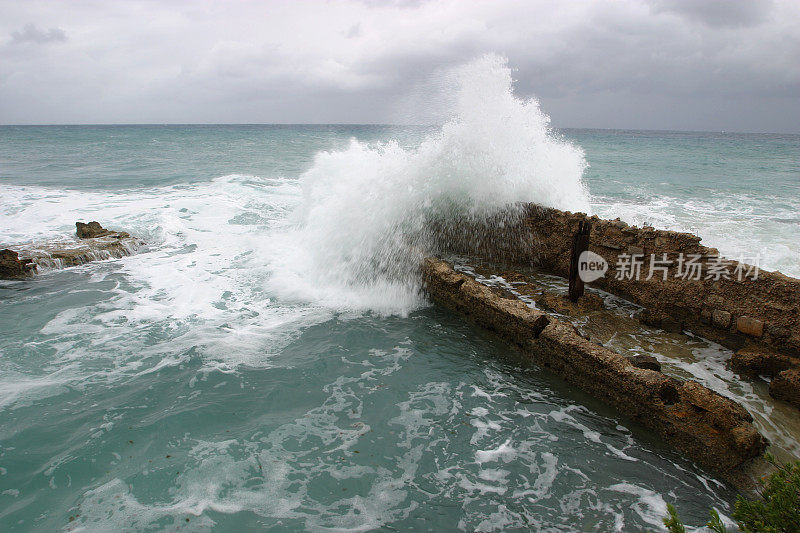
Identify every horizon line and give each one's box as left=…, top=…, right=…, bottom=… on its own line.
left=0, top=123, right=798, bottom=136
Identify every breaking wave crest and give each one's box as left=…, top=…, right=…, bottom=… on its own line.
left=267, top=54, right=589, bottom=315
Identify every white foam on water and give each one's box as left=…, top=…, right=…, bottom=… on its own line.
left=548, top=406, right=638, bottom=462
left=0, top=373, right=69, bottom=411
left=0, top=174, right=332, bottom=410
left=64, top=343, right=728, bottom=531
left=607, top=483, right=669, bottom=530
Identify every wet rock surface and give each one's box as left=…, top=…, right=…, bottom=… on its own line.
left=76, top=221, right=113, bottom=239
left=435, top=204, right=800, bottom=358
left=639, top=309, right=683, bottom=333
left=0, top=249, right=37, bottom=279
left=730, top=345, right=800, bottom=407
left=770, top=369, right=800, bottom=409
left=630, top=354, right=662, bottom=372
left=537, top=292, right=604, bottom=316
left=0, top=222, right=144, bottom=279
left=423, top=257, right=768, bottom=476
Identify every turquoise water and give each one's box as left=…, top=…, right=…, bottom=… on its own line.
left=0, top=124, right=798, bottom=532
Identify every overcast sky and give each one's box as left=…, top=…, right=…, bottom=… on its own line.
left=1, top=0, right=798, bottom=132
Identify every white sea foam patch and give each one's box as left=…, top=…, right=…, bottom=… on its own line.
left=267, top=54, right=589, bottom=315
left=607, top=483, right=669, bottom=530
left=0, top=175, right=341, bottom=409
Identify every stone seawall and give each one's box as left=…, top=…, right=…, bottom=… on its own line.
left=437, top=204, right=800, bottom=359
left=423, top=257, right=767, bottom=476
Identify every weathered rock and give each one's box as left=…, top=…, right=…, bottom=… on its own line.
left=76, top=221, right=112, bottom=239
left=730, top=345, right=799, bottom=378
left=736, top=316, right=764, bottom=337
left=0, top=249, right=36, bottom=279
left=769, top=368, right=800, bottom=409
left=423, top=258, right=550, bottom=348
left=630, top=354, right=662, bottom=372
left=423, top=258, right=767, bottom=474
left=627, top=245, right=645, bottom=256
left=639, top=309, right=683, bottom=333
left=434, top=204, right=800, bottom=358
left=712, top=309, right=732, bottom=329
left=536, top=292, right=604, bottom=316
left=2, top=223, right=144, bottom=279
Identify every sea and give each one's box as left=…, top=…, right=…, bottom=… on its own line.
left=1, top=62, right=799, bottom=532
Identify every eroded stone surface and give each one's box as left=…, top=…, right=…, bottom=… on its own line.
left=736, top=316, right=764, bottom=337
left=731, top=345, right=800, bottom=378
left=435, top=204, right=800, bottom=358
left=630, top=354, right=662, bottom=372
left=770, top=369, right=800, bottom=409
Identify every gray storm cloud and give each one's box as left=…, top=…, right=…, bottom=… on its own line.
left=0, top=0, right=797, bottom=132
left=653, top=0, right=774, bottom=28
left=10, top=23, right=67, bottom=45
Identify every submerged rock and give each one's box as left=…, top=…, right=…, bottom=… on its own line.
left=536, top=291, right=604, bottom=316
left=639, top=309, right=683, bottom=333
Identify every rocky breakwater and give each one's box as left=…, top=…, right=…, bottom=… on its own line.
left=423, top=257, right=768, bottom=478
left=435, top=204, right=800, bottom=410
left=0, top=221, right=144, bottom=279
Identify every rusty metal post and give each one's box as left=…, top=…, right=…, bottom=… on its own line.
left=568, top=220, right=592, bottom=302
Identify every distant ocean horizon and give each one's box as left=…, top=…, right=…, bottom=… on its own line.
left=4, top=123, right=800, bottom=135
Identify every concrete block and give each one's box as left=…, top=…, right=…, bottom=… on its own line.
left=736, top=316, right=764, bottom=337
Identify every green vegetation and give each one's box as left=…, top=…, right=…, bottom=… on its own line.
left=663, top=455, right=800, bottom=532
left=663, top=504, right=686, bottom=533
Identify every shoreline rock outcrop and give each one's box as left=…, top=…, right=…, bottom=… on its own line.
left=0, top=222, right=144, bottom=280
left=435, top=204, right=800, bottom=358
left=423, top=257, right=768, bottom=477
